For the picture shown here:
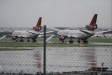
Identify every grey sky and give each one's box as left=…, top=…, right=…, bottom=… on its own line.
left=0, top=0, right=111, bottom=28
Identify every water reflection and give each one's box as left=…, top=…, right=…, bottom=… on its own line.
left=0, top=47, right=112, bottom=73
left=0, top=48, right=41, bottom=73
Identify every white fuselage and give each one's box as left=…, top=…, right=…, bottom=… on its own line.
left=57, top=29, right=95, bottom=39
left=12, top=30, right=40, bottom=38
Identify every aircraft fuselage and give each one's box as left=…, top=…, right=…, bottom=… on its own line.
left=57, top=29, right=95, bottom=39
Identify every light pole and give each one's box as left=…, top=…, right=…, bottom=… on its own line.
left=43, top=25, right=46, bottom=75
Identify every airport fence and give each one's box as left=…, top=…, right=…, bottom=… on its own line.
left=0, top=26, right=112, bottom=75
left=42, top=26, right=112, bottom=75
left=38, top=26, right=112, bottom=75
left=0, top=71, right=112, bottom=75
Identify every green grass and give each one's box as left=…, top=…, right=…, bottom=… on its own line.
left=0, top=47, right=33, bottom=51
left=0, top=42, right=112, bottom=47
left=0, top=37, right=112, bottom=47
left=88, top=38, right=112, bottom=43
left=0, top=42, right=43, bottom=47
left=50, top=37, right=112, bottom=43
left=0, top=42, right=79, bottom=47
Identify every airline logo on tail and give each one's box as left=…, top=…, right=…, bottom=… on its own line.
left=33, top=17, right=42, bottom=31
left=86, top=14, right=98, bottom=31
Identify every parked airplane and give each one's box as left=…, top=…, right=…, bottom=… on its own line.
left=93, top=30, right=112, bottom=38
left=11, top=17, right=42, bottom=42
left=49, top=14, right=98, bottom=44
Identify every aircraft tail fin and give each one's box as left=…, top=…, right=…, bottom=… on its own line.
left=86, top=14, right=98, bottom=31
left=90, top=14, right=97, bottom=25
left=33, top=17, right=42, bottom=31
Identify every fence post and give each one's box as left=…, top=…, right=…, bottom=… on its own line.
left=43, top=25, right=46, bottom=75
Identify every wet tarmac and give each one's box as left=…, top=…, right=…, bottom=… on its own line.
left=0, top=47, right=112, bottom=73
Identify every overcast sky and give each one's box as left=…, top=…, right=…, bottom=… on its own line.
left=0, top=0, right=111, bottom=28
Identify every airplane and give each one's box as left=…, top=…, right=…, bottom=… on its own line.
left=93, top=30, right=112, bottom=38
left=48, top=14, right=98, bottom=44
left=11, top=17, right=42, bottom=42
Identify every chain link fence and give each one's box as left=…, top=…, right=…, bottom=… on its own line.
left=0, top=26, right=112, bottom=75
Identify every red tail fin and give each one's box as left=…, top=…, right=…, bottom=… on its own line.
left=90, top=14, right=97, bottom=25
left=86, top=14, right=98, bottom=31
left=36, top=17, right=42, bottom=27
left=33, top=17, right=42, bottom=31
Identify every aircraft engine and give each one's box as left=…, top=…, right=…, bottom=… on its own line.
left=86, top=24, right=97, bottom=31
left=12, top=36, right=17, bottom=40
left=59, top=35, right=66, bottom=43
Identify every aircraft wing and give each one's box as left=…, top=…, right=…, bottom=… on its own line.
left=27, top=30, right=55, bottom=40
left=46, top=35, right=55, bottom=42
left=0, top=35, right=7, bottom=41
left=38, top=31, right=55, bottom=38
left=95, top=30, right=112, bottom=35
left=26, top=31, right=40, bottom=35
left=27, top=31, right=54, bottom=35
left=102, top=30, right=112, bottom=34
